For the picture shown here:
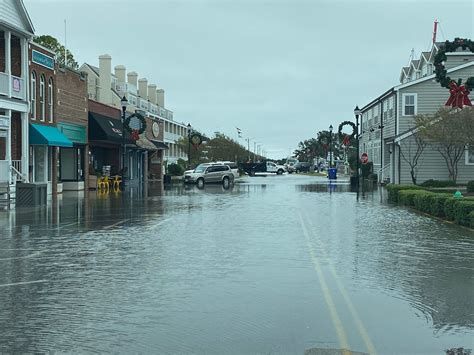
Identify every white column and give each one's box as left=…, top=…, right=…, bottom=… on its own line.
left=21, top=37, right=28, bottom=101
left=6, top=110, right=11, bottom=184
left=5, top=31, right=11, bottom=98
left=21, top=112, right=29, bottom=182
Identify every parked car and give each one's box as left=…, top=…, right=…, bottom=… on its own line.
left=294, top=162, right=311, bottom=173
left=184, top=164, right=234, bottom=188
left=215, top=161, right=239, bottom=180
left=240, top=161, right=286, bottom=176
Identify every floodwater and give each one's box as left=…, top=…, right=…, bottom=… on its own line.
left=0, top=175, right=472, bottom=354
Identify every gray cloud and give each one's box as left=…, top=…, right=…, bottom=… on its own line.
left=24, top=0, right=473, bottom=158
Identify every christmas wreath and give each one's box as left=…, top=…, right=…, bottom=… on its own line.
left=124, top=113, right=147, bottom=141
left=434, top=38, right=474, bottom=108
left=338, top=121, right=357, bottom=146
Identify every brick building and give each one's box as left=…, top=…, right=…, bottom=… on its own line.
left=28, top=42, right=72, bottom=195
left=55, top=66, right=89, bottom=191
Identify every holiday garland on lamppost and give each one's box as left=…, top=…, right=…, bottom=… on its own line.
left=434, top=38, right=474, bottom=109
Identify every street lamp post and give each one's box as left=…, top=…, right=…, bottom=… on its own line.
left=121, top=96, right=128, bottom=190
left=187, top=123, right=192, bottom=169
left=354, top=106, right=361, bottom=184
left=329, top=124, right=333, bottom=168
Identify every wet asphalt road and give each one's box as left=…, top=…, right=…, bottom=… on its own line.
left=0, top=175, right=473, bottom=354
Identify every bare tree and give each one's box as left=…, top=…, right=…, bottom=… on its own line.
left=400, top=131, right=426, bottom=185
left=416, top=108, right=474, bottom=183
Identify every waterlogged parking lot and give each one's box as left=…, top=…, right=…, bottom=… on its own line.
left=0, top=175, right=473, bottom=354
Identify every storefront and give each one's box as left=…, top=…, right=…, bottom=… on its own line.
left=57, top=122, right=88, bottom=191
left=29, top=123, right=73, bottom=195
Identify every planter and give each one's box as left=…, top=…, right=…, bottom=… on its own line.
left=89, top=175, right=98, bottom=190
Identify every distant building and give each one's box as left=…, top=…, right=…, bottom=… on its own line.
left=360, top=42, right=474, bottom=184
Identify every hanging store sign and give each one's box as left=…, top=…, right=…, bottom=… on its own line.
left=32, top=50, right=55, bottom=70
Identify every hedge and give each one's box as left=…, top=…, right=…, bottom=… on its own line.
left=420, top=179, right=457, bottom=188
left=386, top=184, right=424, bottom=203
left=429, top=194, right=453, bottom=217
left=453, top=200, right=474, bottom=226
left=167, top=163, right=184, bottom=176
left=385, top=184, right=474, bottom=229
left=467, top=181, right=474, bottom=193
left=398, top=189, right=429, bottom=207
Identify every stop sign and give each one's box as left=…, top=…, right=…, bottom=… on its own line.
left=361, top=153, right=369, bottom=165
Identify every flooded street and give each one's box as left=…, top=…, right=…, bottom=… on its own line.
left=0, top=175, right=473, bottom=354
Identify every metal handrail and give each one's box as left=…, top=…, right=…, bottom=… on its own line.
left=10, top=165, right=25, bottom=182
left=378, top=163, right=391, bottom=183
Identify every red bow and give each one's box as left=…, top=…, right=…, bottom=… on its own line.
left=445, top=81, right=472, bottom=109
left=131, top=129, right=140, bottom=141
left=343, top=135, right=351, bottom=146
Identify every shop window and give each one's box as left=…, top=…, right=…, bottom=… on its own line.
left=31, top=71, right=36, bottom=119
left=40, top=74, right=45, bottom=121
left=48, top=78, right=53, bottom=122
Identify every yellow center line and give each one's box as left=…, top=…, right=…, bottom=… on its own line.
left=301, top=211, right=377, bottom=355
left=298, top=212, right=350, bottom=352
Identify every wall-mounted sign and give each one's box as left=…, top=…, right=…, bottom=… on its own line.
left=12, top=77, right=21, bottom=92
left=32, top=50, right=55, bottom=70
left=152, top=122, right=160, bottom=138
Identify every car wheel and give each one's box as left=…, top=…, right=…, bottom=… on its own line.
left=197, top=178, right=205, bottom=189
left=277, top=169, right=283, bottom=175
left=222, top=177, right=230, bottom=189
left=250, top=170, right=256, bottom=176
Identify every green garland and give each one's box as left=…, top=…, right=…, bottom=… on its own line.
left=434, top=38, right=474, bottom=90
left=338, top=121, right=357, bottom=141
left=124, top=113, right=147, bottom=135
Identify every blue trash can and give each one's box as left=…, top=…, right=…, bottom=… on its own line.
left=328, top=168, right=337, bottom=180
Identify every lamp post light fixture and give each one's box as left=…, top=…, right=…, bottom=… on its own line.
left=329, top=124, right=333, bottom=168
left=354, top=105, right=362, bottom=184
left=121, top=96, right=128, bottom=190
left=187, top=123, right=192, bottom=169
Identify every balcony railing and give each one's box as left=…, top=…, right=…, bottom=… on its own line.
left=115, top=82, right=137, bottom=95
left=125, top=92, right=173, bottom=120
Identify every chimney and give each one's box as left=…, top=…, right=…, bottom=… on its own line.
left=138, top=78, right=148, bottom=99
left=148, top=84, right=157, bottom=104
left=157, top=88, right=165, bottom=107
left=98, top=54, right=112, bottom=104
left=114, top=65, right=126, bottom=83
left=127, top=71, right=138, bottom=88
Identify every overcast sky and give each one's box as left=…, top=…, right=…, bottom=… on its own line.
left=24, top=0, right=473, bottom=158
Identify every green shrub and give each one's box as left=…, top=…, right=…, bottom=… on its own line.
left=420, top=179, right=456, bottom=188
left=430, top=194, right=452, bottom=217
left=413, top=191, right=435, bottom=213
left=453, top=200, right=474, bottom=226
left=443, top=198, right=458, bottom=221
left=467, top=180, right=474, bottom=193
left=167, top=163, right=184, bottom=176
left=386, top=184, right=424, bottom=203
left=399, top=190, right=428, bottom=207
left=470, top=211, right=474, bottom=229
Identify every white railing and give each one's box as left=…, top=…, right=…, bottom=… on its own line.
left=164, top=132, right=182, bottom=143
left=378, top=163, right=391, bottom=184
left=11, top=160, right=25, bottom=182
left=11, top=75, right=26, bottom=100
left=0, top=72, right=9, bottom=96
left=116, top=82, right=137, bottom=95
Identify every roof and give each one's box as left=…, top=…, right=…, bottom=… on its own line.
left=82, top=63, right=99, bottom=77
left=360, top=87, right=395, bottom=111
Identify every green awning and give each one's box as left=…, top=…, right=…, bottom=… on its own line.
left=29, top=124, right=73, bottom=147
left=57, top=122, right=87, bottom=144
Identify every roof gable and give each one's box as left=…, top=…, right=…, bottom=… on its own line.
left=0, top=0, right=34, bottom=35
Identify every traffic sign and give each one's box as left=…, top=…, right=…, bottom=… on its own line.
left=361, top=152, right=369, bottom=165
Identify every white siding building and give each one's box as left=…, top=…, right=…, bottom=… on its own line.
left=360, top=42, right=474, bottom=184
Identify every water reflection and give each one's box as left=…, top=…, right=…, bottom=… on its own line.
left=0, top=176, right=472, bottom=353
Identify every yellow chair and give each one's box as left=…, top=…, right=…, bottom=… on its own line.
left=112, top=175, right=122, bottom=190
left=102, top=176, right=110, bottom=191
